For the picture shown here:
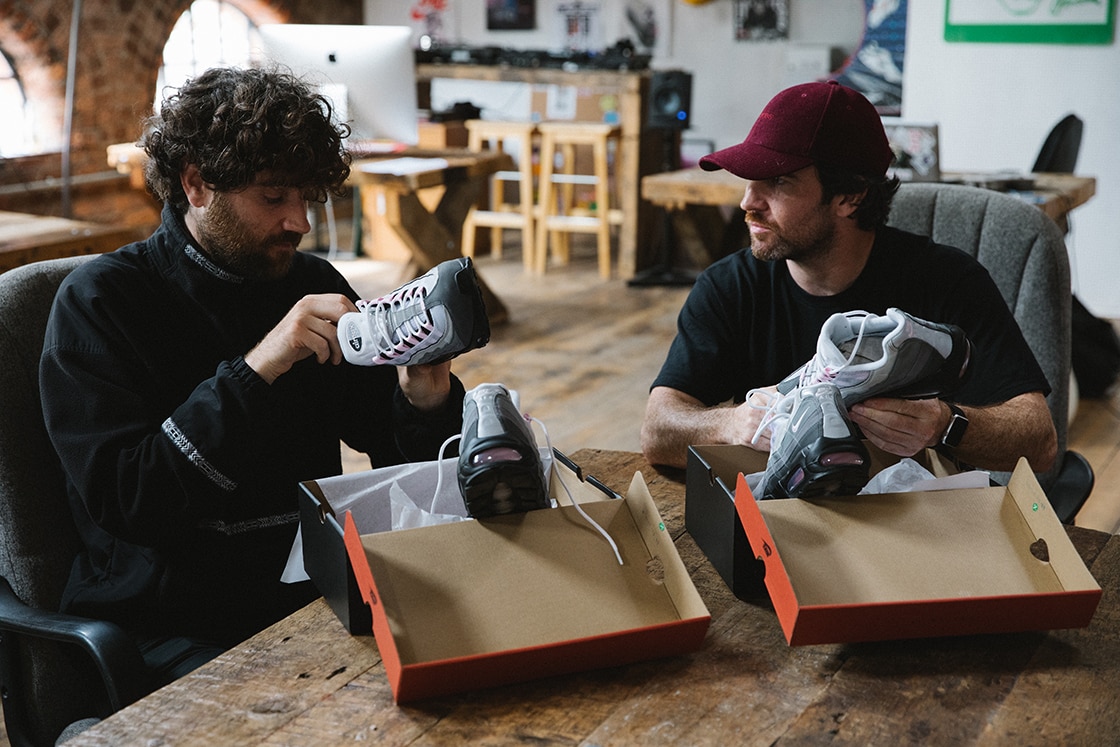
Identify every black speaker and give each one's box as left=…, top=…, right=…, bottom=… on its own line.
left=647, top=70, right=692, bottom=130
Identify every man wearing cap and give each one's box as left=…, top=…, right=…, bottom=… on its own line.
left=641, top=80, right=1056, bottom=474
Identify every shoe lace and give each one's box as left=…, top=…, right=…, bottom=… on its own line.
left=747, top=387, right=794, bottom=446
left=796, top=311, right=874, bottom=387
left=359, top=285, right=434, bottom=357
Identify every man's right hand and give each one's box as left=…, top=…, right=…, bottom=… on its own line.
left=641, top=385, right=778, bottom=468
left=244, top=294, right=357, bottom=384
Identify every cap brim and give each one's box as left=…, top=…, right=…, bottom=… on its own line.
left=698, top=141, right=814, bottom=181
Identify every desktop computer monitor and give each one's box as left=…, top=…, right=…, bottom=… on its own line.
left=256, top=24, right=419, bottom=146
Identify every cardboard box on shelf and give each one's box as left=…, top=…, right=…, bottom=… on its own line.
left=300, top=452, right=710, bottom=703
left=686, top=444, right=1101, bottom=646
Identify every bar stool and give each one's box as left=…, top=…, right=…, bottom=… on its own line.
left=533, top=121, right=623, bottom=279
left=460, top=119, right=538, bottom=271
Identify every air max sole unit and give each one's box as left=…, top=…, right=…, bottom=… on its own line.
left=457, top=383, right=550, bottom=519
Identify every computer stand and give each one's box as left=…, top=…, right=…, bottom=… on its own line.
left=628, top=128, right=697, bottom=288
left=626, top=208, right=698, bottom=287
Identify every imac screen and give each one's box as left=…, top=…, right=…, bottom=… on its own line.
left=256, top=24, right=419, bottom=146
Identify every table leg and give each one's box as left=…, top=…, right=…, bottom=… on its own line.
left=377, top=181, right=509, bottom=325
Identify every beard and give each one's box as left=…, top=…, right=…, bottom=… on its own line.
left=745, top=208, right=836, bottom=264
left=195, top=192, right=303, bottom=281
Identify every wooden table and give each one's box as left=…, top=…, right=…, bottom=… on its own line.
left=66, top=449, right=1120, bottom=746
left=641, top=168, right=1098, bottom=271
left=0, top=211, right=135, bottom=274
left=348, top=149, right=514, bottom=324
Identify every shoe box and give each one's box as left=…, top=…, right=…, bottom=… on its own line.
left=298, top=452, right=710, bottom=703
left=686, top=444, right=1101, bottom=645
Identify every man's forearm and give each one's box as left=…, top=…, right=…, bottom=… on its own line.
left=946, top=392, right=1057, bottom=473
left=641, top=387, right=758, bottom=469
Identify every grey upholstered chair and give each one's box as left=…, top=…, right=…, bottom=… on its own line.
left=887, top=182, right=1093, bottom=520
left=0, top=255, right=148, bottom=746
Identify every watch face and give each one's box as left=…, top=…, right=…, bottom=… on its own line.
left=943, top=410, right=968, bottom=448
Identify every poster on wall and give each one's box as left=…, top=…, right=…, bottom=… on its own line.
left=556, top=1, right=605, bottom=51
left=411, top=0, right=458, bottom=44
left=945, top=0, right=1115, bottom=44
left=623, top=0, right=672, bottom=57
left=735, top=0, right=790, bottom=41
left=488, top=0, right=536, bottom=31
left=831, top=0, right=907, bottom=116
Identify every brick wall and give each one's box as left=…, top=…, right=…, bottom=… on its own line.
left=0, top=0, right=362, bottom=234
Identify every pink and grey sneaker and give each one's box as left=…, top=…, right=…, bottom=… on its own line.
left=338, top=257, right=490, bottom=366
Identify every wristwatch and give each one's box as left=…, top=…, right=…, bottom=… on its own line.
left=941, top=403, right=969, bottom=449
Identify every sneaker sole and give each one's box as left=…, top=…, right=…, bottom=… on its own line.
left=766, top=438, right=871, bottom=500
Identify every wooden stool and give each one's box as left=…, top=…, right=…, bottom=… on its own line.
left=460, top=119, right=538, bottom=271
left=533, top=121, right=623, bottom=279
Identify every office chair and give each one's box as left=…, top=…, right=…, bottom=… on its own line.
left=888, top=182, right=1093, bottom=524
left=1032, top=113, right=1083, bottom=174
left=0, top=256, right=149, bottom=746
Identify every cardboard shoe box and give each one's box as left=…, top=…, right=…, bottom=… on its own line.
left=301, top=452, right=710, bottom=702
left=688, top=444, right=1101, bottom=645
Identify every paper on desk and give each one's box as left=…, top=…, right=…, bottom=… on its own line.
left=358, top=157, right=449, bottom=176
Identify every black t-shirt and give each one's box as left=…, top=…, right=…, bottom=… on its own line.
left=652, top=226, right=1050, bottom=408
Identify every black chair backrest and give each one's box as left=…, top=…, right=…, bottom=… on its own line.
left=0, top=255, right=112, bottom=745
left=1032, top=113, right=1083, bottom=174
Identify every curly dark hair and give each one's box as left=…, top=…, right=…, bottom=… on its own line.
left=816, top=162, right=901, bottom=231
left=142, top=66, right=352, bottom=212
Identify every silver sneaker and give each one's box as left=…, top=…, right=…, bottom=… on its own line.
left=338, top=257, right=490, bottom=366
left=778, top=308, right=971, bottom=406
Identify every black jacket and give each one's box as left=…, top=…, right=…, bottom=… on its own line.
left=41, top=205, right=464, bottom=644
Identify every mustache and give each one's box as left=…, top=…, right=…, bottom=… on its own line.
left=271, top=231, right=303, bottom=247
left=743, top=211, right=775, bottom=231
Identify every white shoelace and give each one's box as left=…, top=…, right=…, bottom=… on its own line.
left=360, top=287, right=432, bottom=357
left=796, top=311, right=874, bottom=388
left=748, top=311, right=875, bottom=446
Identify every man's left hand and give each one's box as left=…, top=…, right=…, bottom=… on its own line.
left=848, top=397, right=944, bottom=458
left=397, top=362, right=453, bottom=413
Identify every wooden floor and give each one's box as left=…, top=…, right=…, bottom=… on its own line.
left=332, top=240, right=1120, bottom=535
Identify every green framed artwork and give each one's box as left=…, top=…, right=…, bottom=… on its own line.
left=945, top=0, right=1115, bottom=44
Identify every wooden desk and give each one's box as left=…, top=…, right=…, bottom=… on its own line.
left=66, top=449, right=1120, bottom=746
left=0, top=211, right=135, bottom=274
left=349, top=149, right=514, bottom=324
left=641, top=168, right=1098, bottom=270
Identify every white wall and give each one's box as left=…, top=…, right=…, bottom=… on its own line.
left=366, top=0, right=1119, bottom=316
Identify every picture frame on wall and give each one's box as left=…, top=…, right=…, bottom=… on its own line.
left=488, top=0, right=536, bottom=31
left=735, top=0, right=790, bottom=41
left=945, top=0, right=1115, bottom=44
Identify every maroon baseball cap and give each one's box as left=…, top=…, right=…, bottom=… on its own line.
left=699, top=80, right=893, bottom=180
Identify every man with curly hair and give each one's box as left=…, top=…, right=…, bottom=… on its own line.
left=40, top=67, right=466, bottom=688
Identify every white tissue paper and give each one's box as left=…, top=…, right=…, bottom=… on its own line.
left=281, top=448, right=554, bottom=583
left=744, top=458, right=990, bottom=502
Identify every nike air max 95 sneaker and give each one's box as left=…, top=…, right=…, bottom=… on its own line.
left=778, top=307, right=972, bottom=406
left=757, top=383, right=871, bottom=501
left=338, top=257, right=490, bottom=366
left=457, top=383, right=550, bottom=518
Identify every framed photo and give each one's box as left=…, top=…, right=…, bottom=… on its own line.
left=488, top=0, right=535, bottom=31
left=735, top=0, right=790, bottom=41
left=882, top=121, right=941, bottom=182
left=945, top=0, right=1115, bottom=44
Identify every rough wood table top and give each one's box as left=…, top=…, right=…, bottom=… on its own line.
left=66, top=449, right=1120, bottom=746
